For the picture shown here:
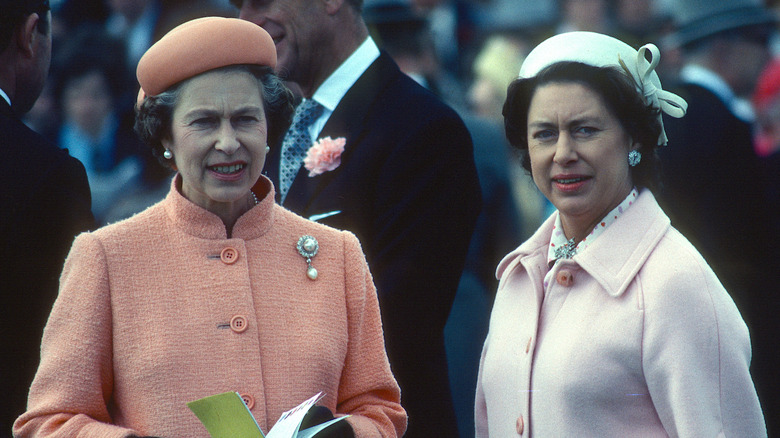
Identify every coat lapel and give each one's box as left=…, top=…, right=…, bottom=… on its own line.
left=575, top=190, right=671, bottom=297
left=282, top=53, right=400, bottom=215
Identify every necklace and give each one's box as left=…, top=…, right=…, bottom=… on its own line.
left=250, top=192, right=259, bottom=206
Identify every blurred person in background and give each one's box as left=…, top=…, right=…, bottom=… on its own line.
left=0, top=0, right=94, bottom=434
left=555, top=0, right=613, bottom=35
left=467, top=31, right=552, bottom=241
left=751, top=58, right=780, bottom=237
left=50, top=26, right=148, bottom=224
left=612, top=0, right=673, bottom=48
left=657, top=0, right=780, bottom=433
left=363, top=0, right=466, bottom=108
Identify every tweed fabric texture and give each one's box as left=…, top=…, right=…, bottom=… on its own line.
left=14, top=176, right=406, bottom=438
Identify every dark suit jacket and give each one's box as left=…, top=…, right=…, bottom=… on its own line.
left=258, top=52, right=481, bottom=437
left=658, top=83, right=779, bottom=436
left=0, top=99, right=94, bottom=436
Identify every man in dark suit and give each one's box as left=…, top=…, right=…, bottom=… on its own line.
left=659, top=0, right=779, bottom=434
left=0, top=1, right=94, bottom=434
left=233, top=0, right=481, bottom=435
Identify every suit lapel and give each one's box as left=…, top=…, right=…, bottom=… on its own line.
left=283, top=52, right=401, bottom=215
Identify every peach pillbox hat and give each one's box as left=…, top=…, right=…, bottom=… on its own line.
left=136, top=16, right=276, bottom=97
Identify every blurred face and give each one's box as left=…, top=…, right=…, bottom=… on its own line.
left=729, top=37, right=772, bottom=97
left=163, top=69, right=268, bottom=216
left=527, top=82, right=637, bottom=237
left=62, top=71, right=113, bottom=137
left=237, top=0, right=325, bottom=89
left=109, top=0, right=150, bottom=21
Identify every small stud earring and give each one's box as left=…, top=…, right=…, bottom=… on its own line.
left=265, top=145, right=270, bottom=154
left=163, top=149, right=173, bottom=160
left=628, top=150, right=641, bottom=167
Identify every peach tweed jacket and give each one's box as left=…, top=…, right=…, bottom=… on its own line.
left=14, top=176, right=406, bottom=438
left=475, top=189, right=765, bottom=437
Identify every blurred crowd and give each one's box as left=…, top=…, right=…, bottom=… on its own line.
left=19, top=0, right=780, bottom=436
left=27, top=0, right=779, bottom=232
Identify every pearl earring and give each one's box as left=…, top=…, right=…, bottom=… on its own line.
left=163, top=149, right=173, bottom=160
left=265, top=145, right=270, bottom=154
left=628, top=150, right=641, bottom=167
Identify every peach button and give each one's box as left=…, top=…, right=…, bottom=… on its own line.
left=556, top=270, right=573, bottom=287
left=516, top=415, right=524, bottom=435
left=220, top=247, right=238, bottom=264
left=240, top=393, right=255, bottom=410
left=230, top=315, right=248, bottom=333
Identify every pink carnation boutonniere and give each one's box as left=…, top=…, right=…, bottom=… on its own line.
left=303, top=136, right=346, bottom=177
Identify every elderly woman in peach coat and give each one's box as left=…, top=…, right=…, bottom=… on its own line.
left=475, top=32, right=766, bottom=437
left=14, top=18, right=406, bottom=438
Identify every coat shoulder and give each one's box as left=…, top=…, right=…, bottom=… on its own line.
left=638, top=227, right=736, bottom=315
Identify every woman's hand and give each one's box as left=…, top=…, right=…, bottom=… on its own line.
left=300, top=406, right=355, bottom=438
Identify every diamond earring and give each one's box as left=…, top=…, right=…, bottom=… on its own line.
left=628, top=150, right=641, bottom=167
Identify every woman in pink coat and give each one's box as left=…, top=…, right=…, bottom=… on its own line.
left=14, top=17, right=406, bottom=438
left=475, top=31, right=766, bottom=437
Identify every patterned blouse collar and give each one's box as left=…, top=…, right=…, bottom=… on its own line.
left=547, top=187, right=640, bottom=266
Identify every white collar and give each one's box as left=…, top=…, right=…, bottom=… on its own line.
left=547, top=187, right=640, bottom=266
left=312, top=36, right=380, bottom=113
left=0, top=87, right=11, bottom=106
left=680, top=64, right=755, bottom=122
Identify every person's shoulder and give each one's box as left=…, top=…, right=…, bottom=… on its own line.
left=1, top=114, right=87, bottom=198
left=1, top=113, right=69, bottom=167
left=639, top=226, right=730, bottom=306
left=92, top=201, right=167, bottom=241
left=368, top=54, right=462, bottom=118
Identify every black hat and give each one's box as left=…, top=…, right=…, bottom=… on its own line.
left=668, top=0, right=777, bottom=47
left=363, top=0, right=425, bottom=26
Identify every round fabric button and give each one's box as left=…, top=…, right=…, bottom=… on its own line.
left=556, top=270, right=573, bottom=287
left=516, top=415, right=524, bottom=435
left=230, top=315, right=248, bottom=333
left=220, top=247, right=239, bottom=264
left=240, top=393, right=255, bottom=410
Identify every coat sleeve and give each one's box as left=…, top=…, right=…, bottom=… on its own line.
left=641, top=237, right=766, bottom=437
left=335, top=231, right=407, bottom=437
left=13, top=233, right=138, bottom=438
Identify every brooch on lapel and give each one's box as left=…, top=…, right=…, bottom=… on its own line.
left=297, top=235, right=320, bottom=280
left=303, top=136, right=346, bottom=177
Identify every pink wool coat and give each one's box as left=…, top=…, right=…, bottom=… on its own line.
left=14, top=176, right=406, bottom=438
left=475, top=190, right=766, bottom=437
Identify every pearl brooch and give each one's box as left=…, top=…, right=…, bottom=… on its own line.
left=296, top=235, right=320, bottom=280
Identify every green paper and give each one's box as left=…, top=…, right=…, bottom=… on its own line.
left=187, top=392, right=264, bottom=438
left=188, top=391, right=350, bottom=438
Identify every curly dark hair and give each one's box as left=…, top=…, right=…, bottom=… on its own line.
left=134, top=65, right=294, bottom=169
left=502, top=61, right=663, bottom=191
